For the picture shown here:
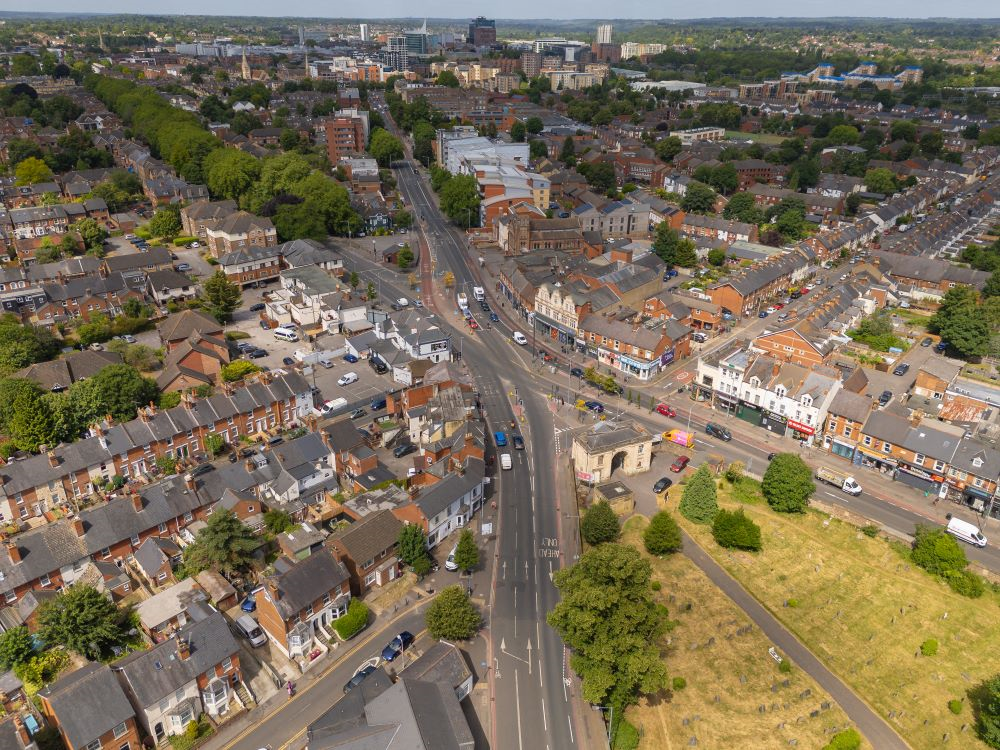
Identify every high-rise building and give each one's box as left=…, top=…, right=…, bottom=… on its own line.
left=468, top=16, right=496, bottom=47
left=520, top=51, right=541, bottom=78
left=596, top=24, right=613, bottom=45
left=359, top=23, right=370, bottom=42
left=404, top=20, right=429, bottom=56
left=298, top=26, right=305, bottom=46
left=324, top=115, right=366, bottom=163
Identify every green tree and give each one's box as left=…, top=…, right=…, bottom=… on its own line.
left=581, top=500, right=620, bottom=545
left=655, top=136, right=682, bottom=162
left=890, top=120, right=918, bottom=143
left=581, top=162, right=616, bottom=193
left=183, top=509, right=259, bottom=576
left=263, top=509, right=294, bottom=534
left=394, top=209, right=413, bottom=229
left=826, top=124, right=860, bottom=145
left=221, top=360, right=262, bottom=382
left=510, top=121, right=526, bottom=142
left=823, top=728, right=862, bottom=750
left=528, top=139, right=549, bottom=160
left=439, top=173, right=481, bottom=227
left=0, top=626, right=35, bottom=670
left=148, top=205, right=182, bottom=238
left=652, top=222, right=697, bottom=268
left=453, top=528, right=480, bottom=573
left=723, top=191, right=764, bottom=224
left=709, top=163, right=739, bottom=195
left=274, top=202, right=328, bottom=242
left=971, top=673, right=1000, bottom=748
left=204, top=432, right=226, bottom=458
left=204, top=148, right=261, bottom=201
left=369, top=127, right=403, bottom=167
left=930, top=286, right=989, bottom=359
left=201, top=270, right=243, bottom=323
left=679, top=465, right=718, bottom=524
left=525, top=116, right=544, bottom=135
left=14, top=156, right=53, bottom=186
left=712, top=508, right=762, bottom=551
left=69, top=363, right=158, bottom=424
left=397, top=247, right=414, bottom=269
left=680, top=181, right=716, bottom=214
left=761, top=453, right=813, bottom=513
left=425, top=585, right=480, bottom=640
left=911, top=525, right=968, bottom=577
left=37, top=585, right=133, bottom=660
left=435, top=70, right=460, bottom=88
left=559, top=136, right=576, bottom=165
left=983, top=272, right=1000, bottom=299
left=7, top=387, right=58, bottom=451
left=707, top=248, right=727, bottom=267
left=920, top=131, right=944, bottom=158
left=0, top=315, right=59, bottom=375
left=864, top=168, right=897, bottom=195
left=398, top=523, right=428, bottom=566
left=74, top=218, right=106, bottom=250
left=547, top=544, right=668, bottom=711
left=643, top=511, right=682, bottom=555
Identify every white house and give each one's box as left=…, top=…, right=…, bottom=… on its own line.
left=413, top=457, right=486, bottom=548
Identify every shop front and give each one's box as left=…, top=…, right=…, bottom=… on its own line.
left=716, top=392, right=739, bottom=416
left=951, top=484, right=996, bottom=516
left=827, top=436, right=856, bottom=461
left=787, top=418, right=815, bottom=444
left=895, top=462, right=943, bottom=495
left=616, top=353, right=658, bottom=381
left=855, top=446, right=898, bottom=475
left=760, top=409, right=787, bottom=436
left=533, top=310, right=578, bottom=349
left=736, top=400, right=762, bottom=427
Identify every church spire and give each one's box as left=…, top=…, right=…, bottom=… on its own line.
left=241, top=46, right=251, bottom=81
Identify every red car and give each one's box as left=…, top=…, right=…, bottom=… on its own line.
left=469, top=320, right=479, bottom=330
left=774, top=303, right=784, bottom=309
left=670, top=455, right=690, bottom=473
left=655, top=403, right=676, bottom=417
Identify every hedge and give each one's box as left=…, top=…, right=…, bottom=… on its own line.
left=333, top=599, right=369, bottom=640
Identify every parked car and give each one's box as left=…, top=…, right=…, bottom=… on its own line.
left=344, top=353, right=359, bottom=363
left=766, top=307, right=777, bottom=314
left=570, top=367, right=584, bottom=378
left=175, top=263, right=191, bottom=272
left=343, top=664, right=377, bottom=694
left=117, top=334, right=137, bottom=344
left=921, top=337, right=933, bottom=347
left=380, top=631, right=415, bottom=662
left=758, top=311, right=768, bottom=318
left=879, top=390, right=892, bottom=406
left=935, top=341, right=949, bottom=353
left=393, top=442, right=416, bottom=458
left=282, top=356, right=295, bottom=366
left=892, top=363, right=910, bottom=376
left=249, top=303, right=265, bottom=312
left=584, top=401, right=604, bottom=413
left=234, top=615, right=267, bottom=648
left=705, top=422, right=732, bottom=441
left=445, top=544, right=459, bottom=571
left=350, top=408, right=367, bottom=420
left=237, top=342, right=255, bottom=352
left=670, top=456, right=690, bottom=473
left=338, top=372, right=359, bottom=386
left=248, top=349, right=267, bottom=359
left=653, top=477, right=672, bottom=494
left=655, top=403, right=676, bottom=418
left=240, top=596, right=257, bottom=613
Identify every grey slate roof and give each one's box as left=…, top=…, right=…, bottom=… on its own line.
left=38, top=662, right=135, bottom=749
left=329, top=510, right=402, bottom=566
left=413, top=458, right=485, bottom=520
left=265, top=549, right=349, bottom=618
left=827, top=389, right=873, bottom=423
left=114, top=611, right=238, bottom=708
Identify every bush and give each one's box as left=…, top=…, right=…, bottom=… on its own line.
left=920, top=638, right=939, bottom=657
left=712, top=508, right=762, bottom=551
left=724, top=461, right=745, bottom=483
left=672, top=676, right=687, bottom=691
left=226, top=331, right=250, bottom=341
left=643, top=511, right=682, bottom=555
left=822, top=728, right=861, bottom=750
left=333, top=599, right=369, bottom=640
left=778, top=659, right=792, bottom=674
left=611, top=719, right=639, bottom=750
left=221, top=360, right=262, bottom=382
left=786, top=598, right=800, bottom=608
left=172, top=236, right=198, bottom=246
left=650, top=580, right=662, bottom=592
left=580, top=500, right=620, bottom=545
left=861, top=524, right=880, bottom=538
left=185, top=721, right=199, bottom=742
left=949, top=699, right=964, bottom=715
left=761, top=454, right=814, bottom=513
left=911, top=525, right=968, bottom=576
left=944, top=569, right=985, bottom=598
left=678, top=465, right=718, bottom=524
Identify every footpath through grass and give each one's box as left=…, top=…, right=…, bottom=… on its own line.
left=621, top=516, right=863, bottom=750
left=675, top=479, right=1000, bottom=750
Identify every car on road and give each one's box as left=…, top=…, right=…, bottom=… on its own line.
left=540, top=350, right=553, bottom=362
left=774, top=303, right=784, bottom=310
left=380, top=631, right=415, bottom=662
left=705, top=422, right=732, bottom=441
left=282, top=356, right=295, bottom=366
left=248, top=349, right=267, bottom=359
left=445, top=545, right=459, bottom=571
left=175, top=263, right=191, bottom=272
left=892, top=363, right=910, bottom=376
left=493, top=431, right=508, bottom=447
left=512, top=434, right=524, bottom=450
left=584, top=400, right=604, bottom=413
left=570, top=367, right=584, bottom=378
left=513, top=332, right=528, bottom=345
left=344, top=353, right=359, bottom=363
left=653, top=476, right=673, bottom=494
left=778, top=312, right=790, bottom=321
left=249, top=303, right=265, bottom=312
left=343, top=664, right=378, bottom=694
left=879, top=390, right=893, bottom=406
left=469, top=320, right=479, bottom=330
left=117, top=334, right=137, bottom=344
left=758, top=311, right=768, bottom=318
left=766, top=306, right=777, bottom=314
left=921, top=337, right=933, bottom=347
left=393, top=442, right=416, bottom=458
left=489, top=312, right=500, bottom=323
left=767, top=452, right=777, bottom=461
left=656, top=403, right=676, bottom=417
left=350, top=408, right=367, bottom=420
left=338, top=372, right=359, bottom=386
left=480, top=301, right=490, bottom=312
left=670, top=456, right=690, bottom=473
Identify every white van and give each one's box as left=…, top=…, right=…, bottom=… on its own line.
left=274, top=328, right=299, bottom=342
left=234, top=615, right=267, bottom=647
left=946, top=516, right=987, bottom=548
left=500, top=453, right=512, bottom=470
left=512, top=332, right=528, bottom=345
left=473, top=286, right=485, bottom=302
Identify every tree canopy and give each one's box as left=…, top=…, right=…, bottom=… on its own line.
left=183, top=509, right=258, bottom=576
left=761, top=453, right=814, bottom=513
left=439, top=173, right=481, bottom=227
left=201, top=270, right=243, bottom=323
left=38, top=585, right=134, bottom=660
left=643, top=512, right=682, bottom=556
left=680, top=180, right=717, bottom=214
left=679, top=465, right=718, bottom=524
left=581, top=500, right=621, bottom=545
left=426, top=585, right=480, bottom=640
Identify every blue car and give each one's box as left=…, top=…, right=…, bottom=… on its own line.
left=585, top=401, right=604, bottom=413
left=344, top=353, right=359, bottom=363
left=758, top=311, right=768, bottom=318
left=489, top=312, right=500, bottom=323
left=240, top=596, right=256, bottom=613
left=380, top=631, right=415, bottom=662
left=494, top=431, right=508, bottom=447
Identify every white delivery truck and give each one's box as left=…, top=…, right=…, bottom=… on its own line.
left=815, top=466, right=863, bottom=496
left=473, top=286, right=485, bottom=302
left=946, top=515, right=987, bottom=547
left=456, top=292, right=469, bottom=311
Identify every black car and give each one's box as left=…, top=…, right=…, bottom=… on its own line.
left=282, top=357, right=295, bottom=366
left=920, top=337, right=933, bottom=347
left=343, top=664, right=377, bottom=694
left=878, top=390, right=892, bottom=406
left=480, top=301, right=491, bottom=312
left=653, top=476, right=672, bottom=493
left=188, top=463, right=214, bottom=477
left=892, top=363, right=910, bottom=376
left=248, top=349, right=267, bottom=359
left=705, top=422, right=732, bottom=441
left=393, top=442, right=417, bottom=458
left=570, top=367, right=584, bottom=378
left=512, top=434, right=524, bottom=450
left=767, top=452, right=777, bottom=461
left=249, top=303, right=266, bottom=312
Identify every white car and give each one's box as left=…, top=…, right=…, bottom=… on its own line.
left=513, top=332, right=528, bottom=345
left=396, top=297, right=410, bottom=307
left=118, top=334, right=137, bottom=344
left=766, top=307, right=777, bottom=314
left=190, top=241, right=200, bottom=248
left=445, top=545, right=458, bottom=571
left=338, top=372, right=359, bottom=386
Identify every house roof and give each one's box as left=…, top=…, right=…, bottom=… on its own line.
left=329, top=510, right=402, bottom=566
left=38, top=663, right=135, bottom=749
left=264, top=549, right=349, bottom=619
left=135, top=578, right=207, bottom=630
left=158, top=309, right=223, bottom=343
left=15, top=350, right=122, bottom=391
left=413, top=458, right=485, bottom=520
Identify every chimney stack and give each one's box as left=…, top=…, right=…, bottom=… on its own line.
left=184, top=473, right=195, bottom=492
left=47, top=451, right=59, bottom=468
left=177, top=637, right=191, bottom=660
left=6, top=541, right=21, bottom=564
left=131, top=492, right=143, bottom=512
left=320, top=430, right=331, bottom=451
left=72, top=518, right=85, bottom=537
left=244, top=459, right=254, bottom=473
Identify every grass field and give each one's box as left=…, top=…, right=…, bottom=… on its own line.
left=621, top=516, right=865, bottom=750
left=674, top=480, right=1000, bottom=750
left=724, top=130, right=788, bottom=145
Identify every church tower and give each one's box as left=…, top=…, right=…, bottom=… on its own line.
left=241, top=46, right=251, bottom=81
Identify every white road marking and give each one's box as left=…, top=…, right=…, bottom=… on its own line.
left=567, top=715, right=575, bottom=744
left=514, top=669, right=524, bottom=750
left=541, top=698, right=548, bottom=731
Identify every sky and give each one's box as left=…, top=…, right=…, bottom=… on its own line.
left=10, top=2, right=996, bottom=19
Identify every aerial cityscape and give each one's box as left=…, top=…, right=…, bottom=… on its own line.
left=0, top=9, right=997, bottom=750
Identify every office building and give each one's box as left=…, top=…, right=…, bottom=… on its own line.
left=596, top=24, right=613, bottom=45
left=521, top=51, right=541, bottom=78
left=468, top=17, right=496, bottom=47
left=359, top=23, right=370, bottom=42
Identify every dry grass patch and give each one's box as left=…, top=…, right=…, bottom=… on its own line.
left=676, top=481, right=1000, bottom=750
left=621, top=516, right=862, bottom=750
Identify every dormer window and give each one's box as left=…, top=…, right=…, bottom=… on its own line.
left=749, top=377, right=760, bottom=388
left=775, top=386, right=786, bottom=399
left=801, top=395, right=812, bottom=407
left=972, top=457, right=983, bottom=468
